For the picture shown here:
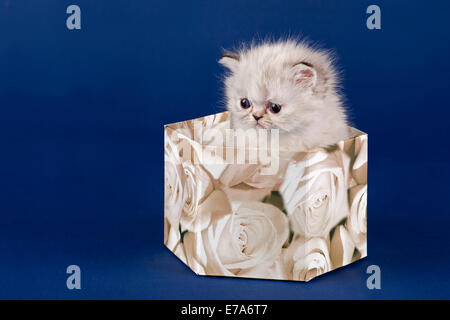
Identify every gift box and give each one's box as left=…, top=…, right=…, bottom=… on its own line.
left=164, top=111, right=367, bottom=282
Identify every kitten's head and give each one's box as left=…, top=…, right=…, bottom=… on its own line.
left=219, top=40, right=339, bottom=135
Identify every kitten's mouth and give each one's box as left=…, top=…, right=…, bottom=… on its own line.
left=255, top=122, right=265, bottom=129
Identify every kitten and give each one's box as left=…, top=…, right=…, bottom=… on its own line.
left=219, top=39, right=350, bottom=151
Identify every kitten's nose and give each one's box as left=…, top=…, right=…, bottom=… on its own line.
left=253, top=114, right=263, bottom=121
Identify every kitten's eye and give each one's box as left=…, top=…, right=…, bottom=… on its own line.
left=240, top=98, right=251, bottom=109
left=268, top=102, right=282, bottom=114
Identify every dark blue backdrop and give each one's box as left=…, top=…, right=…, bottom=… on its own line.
left=1, top=0, right=449, bottom=299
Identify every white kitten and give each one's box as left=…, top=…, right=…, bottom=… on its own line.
left=219, top=39, right=350, bottom=151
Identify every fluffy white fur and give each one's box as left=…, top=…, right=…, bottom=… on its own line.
left=219, top=40, right=350, bottom=151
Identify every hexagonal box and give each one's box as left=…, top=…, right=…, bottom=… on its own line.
left=164, top=111, right=367, bottom=281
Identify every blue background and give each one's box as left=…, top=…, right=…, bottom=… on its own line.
left=1, top=0, right=449, bottom=299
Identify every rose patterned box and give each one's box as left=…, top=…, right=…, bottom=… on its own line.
left=164, top=111, right=367, bottom=282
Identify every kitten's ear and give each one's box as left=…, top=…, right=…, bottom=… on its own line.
left=291, top=62, right=317, bottom=88
left=219, top=52, right=240, bottom=72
